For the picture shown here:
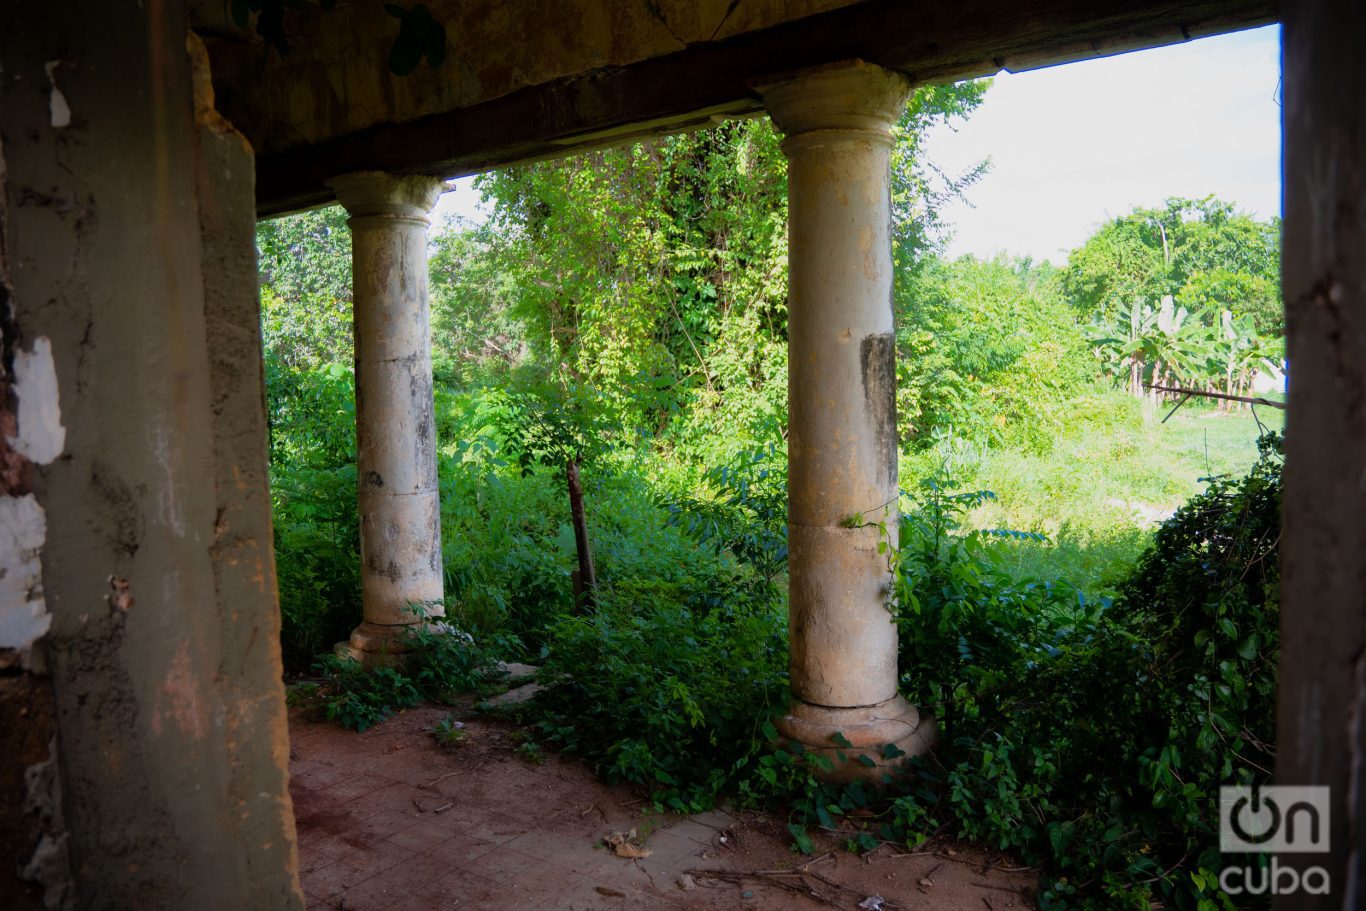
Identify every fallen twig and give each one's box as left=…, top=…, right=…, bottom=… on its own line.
left=801, top=852, right=836, bottom=870
left=1144, top=384, right=1285, bottom=410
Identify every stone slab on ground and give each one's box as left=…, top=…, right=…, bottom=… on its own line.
left=483, top=682, right=543, bottom=710
left=289, top=704, right=1036, bottom=910
left=497, top=662, right=540, bottom=683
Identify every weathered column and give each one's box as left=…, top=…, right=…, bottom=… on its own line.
left=757, top=60, right=933, bottom=779
left=1276, top=3, right=1366, bottom=908
left=2, top=5, right=302, bottom=905
left=327, top=172, right=446, bottom=663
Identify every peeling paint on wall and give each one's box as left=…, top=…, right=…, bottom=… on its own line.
left=0, top=495, right=51, bottom=652
left=42, top=62, right=71, bottom=129
left=8, top=338, right=65, bottom=465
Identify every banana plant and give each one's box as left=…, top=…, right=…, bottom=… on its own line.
left=1090, top=298, right=1158, bottom=395
left=1147, top=295, right=1216, bottom=395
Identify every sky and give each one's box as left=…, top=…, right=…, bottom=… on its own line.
left=434, top=24, right=1282, bottom=265
left=921, top=24, right=1281, bottom=264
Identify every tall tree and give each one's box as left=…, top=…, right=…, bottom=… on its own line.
left=1063, top=197, right=1282, bottom=398
left=1062, top=196, right=1281, bottom=334
left=475, top=81, right=990, bottom=461
left=256, top=206, right=355, bottom=369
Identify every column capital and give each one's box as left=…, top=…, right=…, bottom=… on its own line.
left=326, top=170, right=446, bottom=219
left=753, top=59, right=910, bottom=138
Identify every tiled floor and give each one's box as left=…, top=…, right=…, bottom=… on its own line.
left=289, top=706, right=1034, bottom=910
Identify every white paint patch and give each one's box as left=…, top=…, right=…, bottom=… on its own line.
left=43, top=61, right=71, bottom=128
left=0, top=495, right=51, bottom=649
left=8, top=337, right=66, bottom=464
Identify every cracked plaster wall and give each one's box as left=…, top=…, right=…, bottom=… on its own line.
left=1, top=3, right=300, bottom=908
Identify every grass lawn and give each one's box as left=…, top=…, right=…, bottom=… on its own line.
left=900, top=388, right=1285, bottom=591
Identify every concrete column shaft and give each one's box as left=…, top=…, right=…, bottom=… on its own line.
left=328, top=172, right=447, bottom=656
left=786, top=123, right=900, bottom=708
left=758, top=60, right=932, bottom=779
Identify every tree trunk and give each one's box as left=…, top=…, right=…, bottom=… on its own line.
left=566, top=458, right=597, bottom=609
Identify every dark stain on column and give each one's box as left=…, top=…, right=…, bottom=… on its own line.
left=408, top=356, right=436, bottom=478
left=860, top=332, right=897, bottom=487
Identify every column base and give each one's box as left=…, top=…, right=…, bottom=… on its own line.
left=774, top=694, right=935, bottom=784
left=334, top=620, right=427, bottom=668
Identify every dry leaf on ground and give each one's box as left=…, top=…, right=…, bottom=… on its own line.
left=604, top=828, right=654, bottom=859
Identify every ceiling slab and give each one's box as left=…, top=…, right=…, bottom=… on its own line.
left=205, top=0, right=1274, bottom=216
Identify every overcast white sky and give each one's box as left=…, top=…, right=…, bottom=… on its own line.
left=923, top=24, right=1281, bottom=264
left=435, top=24, right=1282, bottom=265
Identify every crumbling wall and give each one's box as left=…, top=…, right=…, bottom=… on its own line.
left=0, top=3, right=300, bottom=908
left=189, top=32, right=303, bottom=908
left=0, top=19, right=71, bottom=907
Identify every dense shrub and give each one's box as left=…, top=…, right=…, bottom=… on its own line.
left=889, top=435, right=1282, bottom=909
left=527, top=590, right=789, bottom=812
left=896, top=256, right=1098, bottom=453
left=511, top=442, right=791, bottom=810
left=266, top=357, right=362, bottom=667
left=294, top=621, right=518, bottom=731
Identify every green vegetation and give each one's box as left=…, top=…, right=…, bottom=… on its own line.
left=1065, top=197, right=1282, bottom=399
left=262, top=80, right=1282, bottom=908
left=431, top=715, right=468, bottom=751
left=889, top=435, right=1280, bottom=909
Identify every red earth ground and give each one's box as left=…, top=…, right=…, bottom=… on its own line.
left=290, top=702, right=1037, bottom=910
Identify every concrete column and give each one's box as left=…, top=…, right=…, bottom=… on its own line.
left=327, top=172, right=447, bottom=663
left=1276, top=3, right=1366, bottom=907
left=2, top=4, right=302, bottom=905
left=757, top=60, right=933, bottom=780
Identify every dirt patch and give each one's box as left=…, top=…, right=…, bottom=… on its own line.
left=289, top=704, right=1036, bottom=910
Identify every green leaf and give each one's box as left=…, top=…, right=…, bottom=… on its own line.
left=815, top=804, right=835, bottom=830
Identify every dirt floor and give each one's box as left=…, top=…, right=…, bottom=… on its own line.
left=290, top=704, right=1037, bottom=910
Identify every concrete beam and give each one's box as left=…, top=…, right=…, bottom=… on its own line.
left=216, top=0, right=1275, bottom=216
